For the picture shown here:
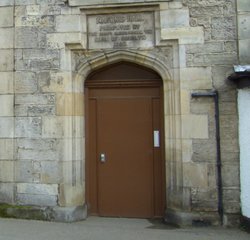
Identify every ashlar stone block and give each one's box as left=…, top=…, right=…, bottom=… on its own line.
left=238, top=0, right=250, bottom=12
left=0, top=7, right=13, bottom=27
left=181, top=114, right=209, bottom=139
left=17, top=148, right=59, bottom=161
left=59, top=184, right=85, bottom=207
left=15, top=160, right=39, bottom=183
left=180, top=67, right=212, bottom=90
left=47, top=32, right=85, bottom=49
left=0, top=72, right=14, bottom=94
left=15, top=27, right=38, bottom=49
left=0, top=95, right=14, bottom=116
left=56, top=15, right=81, bottom=32
left=15, top=72, right=37, bottom=93
left=26, top=5, right=40, bottom=15
left=162, top=26, right=204, bottom=44
left=17, top=183, right=58, bottom=195
left=183, top=163, right=208, bottom=188
left=56, top=93, right=84, bottom=116
left=15, top=117, right=42, bottom=138
left=0, top=50, right=14, bottom=71
left=239, top=39, right=250, bottom=64
left=0, top=161, right=14, bottom=182
left=0, top=0, right=14, bottom=6
left=0, top=139, right=14, bottom=160
left=0, top=117, right=14, bottom=138
left=160, top=9, right=189, bottom=28
left=0, top=28, right=14, bottom=48
left=15, top=0, right=37, bottom=5
left=15, top=94, right=55, bottom=105
left=17, top=193, right=57, bottom=207
left=42, top=116, right=84, bottom=138
left=0, top=183, right=14, bottom=203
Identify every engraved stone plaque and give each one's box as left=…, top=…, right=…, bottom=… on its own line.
left=87, top=12, right=155, bottom=49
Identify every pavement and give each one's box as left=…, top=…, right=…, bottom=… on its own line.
left=0, top=217, right=249, bottom=240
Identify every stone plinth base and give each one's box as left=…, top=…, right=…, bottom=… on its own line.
left=165, top=209, right=221, bottom=226
left=0, top=204, right=87, bottom=222
left=241, top=216, right=250, bottom=233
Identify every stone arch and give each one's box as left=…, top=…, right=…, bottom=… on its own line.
left=72, top=49, right=182, bottom=219
left=75, top=50, right=173, bottom=88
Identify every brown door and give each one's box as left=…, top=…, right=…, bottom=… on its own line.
left=86, top=62, right=165, bottom=218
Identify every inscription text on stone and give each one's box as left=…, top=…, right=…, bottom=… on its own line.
left=87, top=12, right=155, bottom=49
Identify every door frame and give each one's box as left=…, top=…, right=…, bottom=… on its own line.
left=84, top=62, right=166, bottom=218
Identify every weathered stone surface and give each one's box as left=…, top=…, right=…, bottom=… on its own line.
left=0, top=183, right=14, bottom=203
left=186, top=42, right=224, bottom=54
left=222, top=164, right=240, bottom=188
left=17, top=148, right=59, bottom=161
left=211, top=17, right=236, bottom=40
left=56, top=15, right=81, bottom=32
left=183, top=163, right=208, bottom=188
left=59, top=184, right=84, bottom=206
left=0, top=0, right=14, bottom=6
left=193, top=140, right=216, bottom=162
left=69, top=0, right=170, bottom=6
left=161, top=27, right=204, bottom=44
left=0, top=72, right=14, bottom=94
left=212, top=66, right=234, bottom=90
left=238, top=14, right=250, bottom=40
left=0, top=50, right=14, bottom=71
left=0, top=117, right=14, bottom=138
left=0, top=29, right=14, bottom=48
left=180, top=67, right=212, bottom=90
left=0, top=161, right=14, bottom=182
left=0, top=95, right=14, bottom=116
left=16, top=15, right=55, bottom=28
left=0, top=139, right=14, bottom=160
left=15, top=117, right=42, bottom=138
left=15, top=94, right=55, bottom=105
left=161, top=9, right=189, bottom=28
left=40, top=161, right=62, bottom=183
left=239, top=39, right=250, bottom=64
left=17, top=193, right=57, bottom=206
left=17, top=183, right=58, bottom=195
left=187, top=52, right=238, bottom=67
left=42, top=116, right=84, bottom=138
left=15, top=72, right=37, bottom=93
left=15, top=27, right=39, bottom=48
left=15, top=0, right=37, bottom=5
left=181, top=115, right=209, bottom=139
left=238, top=0, right=250, bottom=11
left=0, top=7, right=14, bottom=27
left=56, top=93, right=84, bottom=116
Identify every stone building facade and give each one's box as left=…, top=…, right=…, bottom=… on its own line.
left=0, top=0, right=244, bottom=225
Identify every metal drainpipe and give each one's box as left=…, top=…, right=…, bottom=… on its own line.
left=191, top=91, right=224, bottom=225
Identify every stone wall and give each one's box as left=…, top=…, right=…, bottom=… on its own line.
left=0, top=1, right=15, bottom=205
left=0, top=0, right=241, bottom=225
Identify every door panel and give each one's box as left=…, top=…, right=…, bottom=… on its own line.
left=85, top=64, right=165, bottom=218
left=97, top=97, right=153, bottom=217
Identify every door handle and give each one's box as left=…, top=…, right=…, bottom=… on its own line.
left=100, top=153, right=106, bottom=163
left=154, top=130, right=160, bottom=148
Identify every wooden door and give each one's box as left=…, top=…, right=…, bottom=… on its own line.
left=85, top=62, right=165, bottom=218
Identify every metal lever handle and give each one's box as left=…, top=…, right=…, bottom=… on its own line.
left=100, top=153, right=106, bottom=163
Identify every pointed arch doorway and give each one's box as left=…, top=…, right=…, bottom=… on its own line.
left=85, top=62, right=165, bottom=218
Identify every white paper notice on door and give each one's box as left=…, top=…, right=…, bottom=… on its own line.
left=154, top=130, right=160, bottom=148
